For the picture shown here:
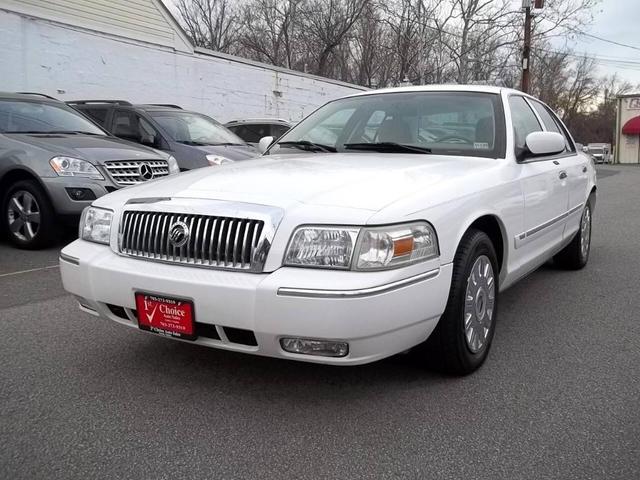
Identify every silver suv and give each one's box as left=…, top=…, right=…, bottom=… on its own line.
left=0, top=93, right=179, bottom=249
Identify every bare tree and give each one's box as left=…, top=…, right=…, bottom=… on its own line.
left=299, top=0, right=370, bottom=77
left=236, top=0, right=301, bottom=68
left=176, top=0, right=237, bottom=52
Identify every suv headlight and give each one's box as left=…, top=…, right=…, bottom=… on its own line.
left=206, top=154, right=234, bottom=166
left=79, top=206, right=113, bottom=245
left=167, top=155, right=180, bottom=174
left=50, top=156, right=103, bottom=179
left=283, top=221, right=438, bottom=270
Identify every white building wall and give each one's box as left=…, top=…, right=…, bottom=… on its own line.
left=0, top=9, right=365, bottom=123
left=616, top=96, right=640, bottom=164
left=0, top=0, right=192, bottom=52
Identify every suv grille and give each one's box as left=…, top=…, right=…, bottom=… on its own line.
left=119, top=211, right=265, bottom=271
left=104, top=160, right=169, bottom=186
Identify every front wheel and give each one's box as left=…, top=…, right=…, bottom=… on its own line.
left=423, top=229, right=499, bottom=375
left=2, top=180, right=57, bottom=249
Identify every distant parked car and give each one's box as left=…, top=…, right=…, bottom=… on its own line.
left=587, top=143, right=611, bottom=164
left=68, top=101, right=257, bottom=170
left=0, top=93, right=178, bottom=249
left=225, top=118, right=291, bottom=147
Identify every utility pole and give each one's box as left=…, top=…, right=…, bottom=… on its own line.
left=521, top=2, right=532, bottom=93
left=522, top=0, right=544, bottom=93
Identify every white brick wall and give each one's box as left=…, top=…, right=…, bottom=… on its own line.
left=0, top=9, right=365, bottom=123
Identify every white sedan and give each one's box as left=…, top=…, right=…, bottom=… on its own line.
left=60, top=85, right=596, bottom=375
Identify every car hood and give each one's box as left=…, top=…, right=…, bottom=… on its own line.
left=3, top=133, right=166, bottom=163
left=97, top=153, right=497, bottom=212
left=191, top=144, right=258, bottom=161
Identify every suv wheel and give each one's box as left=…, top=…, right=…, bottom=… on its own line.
left=3, top=180, right=56, bottom=249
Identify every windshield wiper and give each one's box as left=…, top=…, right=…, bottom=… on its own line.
left=343, top=142, right=432, bottom=154
left=176, top=140, right=210, bottom=146
left=278, top=140, right=336, bottom=152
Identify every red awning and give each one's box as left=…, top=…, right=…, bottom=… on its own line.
left=622, top=116, right=640, bottom=135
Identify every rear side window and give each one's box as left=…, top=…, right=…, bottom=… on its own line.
left=271, top=124, right=289, bottom=139
left=81, top=107, right=109, bottom=127
left=529, top=100, right=575, bottom=153
left=509, top=96, right=542, bottom=149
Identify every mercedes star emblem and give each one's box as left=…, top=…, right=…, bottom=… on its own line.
left=168, top=221, right=190, bottom=248
left=138, top=163, right=154, bottom=181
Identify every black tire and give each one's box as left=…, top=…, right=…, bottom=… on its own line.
left=424, top=229, right=499, bottom=375
left=2, top=179, right=57, bottom=249
left=553, top=199, right=592, bottom=270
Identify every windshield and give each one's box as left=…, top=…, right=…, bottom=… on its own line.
left=150, top=111, right=246, bottom=146
left=0, top=100, right=105, bottom=135
left=274, top=91, right=505, bottom=158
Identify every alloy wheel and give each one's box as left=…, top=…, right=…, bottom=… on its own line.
left=7, top=190, right=41, bottom=242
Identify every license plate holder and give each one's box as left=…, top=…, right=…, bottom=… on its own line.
left=135, top=292, right=196, bottom=340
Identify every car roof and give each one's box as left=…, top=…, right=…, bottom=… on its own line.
left=0, top=92, right=62, bottom=103
left=67, top=100, right=214, bottom=116
left=344, top=84, right=521, bottom=98
left=225, top=118, right=291, bottom=125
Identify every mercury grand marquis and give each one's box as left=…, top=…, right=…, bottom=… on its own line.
left=59, top=85, right=596, bottom=375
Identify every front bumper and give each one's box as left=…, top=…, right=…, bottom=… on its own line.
left=60, top=240, right=452, bottom=365
left=42, top=176, right=116, bottom=215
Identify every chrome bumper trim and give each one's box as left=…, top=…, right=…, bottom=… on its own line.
left=277, top=268, right=440, bottom=299
left=59, top=253, right=80, bottom=265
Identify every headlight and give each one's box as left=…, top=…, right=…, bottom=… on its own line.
left=79, top=206, right=113, bottom=245
left=50, top=156, right=103, bottom=179
left=284, top=226, right=360, bottom=269
left=283, top=222, right=438, bottom=270
left=355, top=222, right=438, bottom=270
left=167, top=155, right=180, bottom=174
left=206, top=155, right=234, bottom=166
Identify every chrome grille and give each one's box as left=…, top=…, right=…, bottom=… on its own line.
left=104, top=160, right=169, bottom=186
left=119, top=211, right=265, bottom=271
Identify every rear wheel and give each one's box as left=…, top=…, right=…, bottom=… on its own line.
left=423, top=229, right=499, bottom=375
left=553, top=200, right=592, bottom=270
left=2, top=180, right=57, bottom=249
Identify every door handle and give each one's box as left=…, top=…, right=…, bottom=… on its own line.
left=559, top=171, right=568, bottom=180
left=582, top=166, right=588, bottom=173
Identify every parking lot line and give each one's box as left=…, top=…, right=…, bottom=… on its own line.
left=0, top=265, right=59, bottom=278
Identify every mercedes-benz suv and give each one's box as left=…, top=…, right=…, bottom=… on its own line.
left=0, top=93, right=179, bottom=249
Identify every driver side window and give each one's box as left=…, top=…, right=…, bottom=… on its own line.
left=112, top=110, right=160, bottom=148
left=509, top=96, right=542, bottom=150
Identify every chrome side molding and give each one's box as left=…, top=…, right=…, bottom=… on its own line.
left=514, top=203, right=583, bottom=249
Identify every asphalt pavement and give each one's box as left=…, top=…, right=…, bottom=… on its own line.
left=1, top=165, right=638, bottom=480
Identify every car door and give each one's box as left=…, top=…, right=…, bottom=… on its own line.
left=529, top=99, right=588, bottom=240
left=509, top=95, right=569, bottom=268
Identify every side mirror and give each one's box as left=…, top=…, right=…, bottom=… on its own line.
left=258, top=136, right=274, bottom=154
left=523, top=131, right=565, bottom=158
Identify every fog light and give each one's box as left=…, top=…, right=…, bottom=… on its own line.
left=280, top=337, right=349, bottom=357
left=65, top=187, right=96, bottom=201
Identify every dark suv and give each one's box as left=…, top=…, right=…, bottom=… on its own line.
left=0, top=93, right=178, bottom=249
left=68, top=101, right=258, bottom=170
left=225, top=118, right=291, bottom=148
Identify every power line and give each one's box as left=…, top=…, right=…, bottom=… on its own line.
left=570, top=29, right=640, bottom=53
